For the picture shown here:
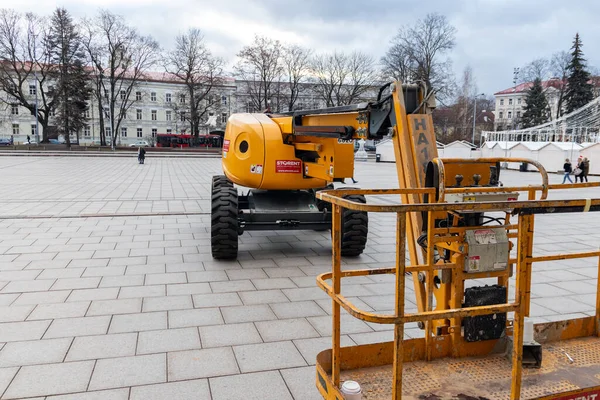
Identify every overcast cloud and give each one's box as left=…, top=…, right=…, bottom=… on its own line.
left=4, top=0, right=600, bottom=98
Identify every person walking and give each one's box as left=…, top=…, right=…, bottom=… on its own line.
left=562, top=158, right=573, bottom=183
left=138, top=146, right=146, bottom=164
left=574, top=156, right=585, bottom=182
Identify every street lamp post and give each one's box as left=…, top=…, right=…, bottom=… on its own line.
left=472, top=93, right=484, bottom=145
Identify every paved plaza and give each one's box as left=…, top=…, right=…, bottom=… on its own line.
left=0, top=155, right=598, bottom=399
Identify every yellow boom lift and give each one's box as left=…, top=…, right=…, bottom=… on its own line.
left=213, top=81, right=600, bottom=399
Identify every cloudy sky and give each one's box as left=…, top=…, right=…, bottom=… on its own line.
left=4, top=0, right=600, bottom=97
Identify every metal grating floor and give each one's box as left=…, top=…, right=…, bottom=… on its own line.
left=340, top=336, right=600, bottom=399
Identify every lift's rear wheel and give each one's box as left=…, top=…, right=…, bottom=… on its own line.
left=211, top=186, right=239, bottom=260
left=340, top=194, right=368, bottom=257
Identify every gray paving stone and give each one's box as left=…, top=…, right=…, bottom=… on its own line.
left=251, top=277, right=297, bottom=290
left=66, top=332, right=137, bottom=361
left=281, top=366, right=323, bottom=400
left=256, top=318, right=320, bottom=342
left=87, top=298, right=142, bottom=316
left=82, top=266, right=126, bottom=277
left=233, top=341, right=307, bottom=373
left=0, top=269, right=41, bottom=281
left=226, top=268, right=268, bottom=280
left=282, top=287, right=331, bottom=301
left=221, top=304, right=278, bottom=324
left=126, top=264, right=166, bottom=275
left=89, top=353, right=166, bottom=391
left=239, top=289, right=289, bottom=305
left=210, top=279, right=256, bottom=293
left=137, top=327, right=201, bottom=354
left=46, top=388, right=130, bottom=400
left=28, top=301, right=90, bottom=320
left=307, top=314, right=373, bottom=336
left=1, top=279, right=55, bottom=293
left=199, top=322, right=262, bottom=348
left=167, top=347, right=239, bottom=381
left=118, top=285, right=166, bottom=299
left=192, top=292, right=242, bottom=308
left=130, top=379, right=211, bottom=400
left=0, top=293, right=18, bottom=306
left=67, top=287, right=120, bottom=302
left=293, top=335, right=355, bottom=365
left=210, top=370, right=293, bottom=400
left=144, top=272, right=187, bottom=285
left=168, top=308, right=223, bottom=328
left=99, top=274, right=144, bottom=288
left=143, top=295, right=193, bottom=312
left=269, top=300, right=327, bottom=319
left=166, top=282, right=211, bottom=296
left=0, top=367, right=19, bottom=398
left=37, top=268, right=85, bottom=280
left=109, top=311, right=167, bottom=333
left=0, top=337, right=72, bottom=367
left=0, top=320, right=51, bottom=342
left=44, top=316, right=111, bottom=339
left=51, top=277, right=101, bottom=291
left=0, top=305, right=34, bottom=322
left=3, top=360, right=94, bottom=399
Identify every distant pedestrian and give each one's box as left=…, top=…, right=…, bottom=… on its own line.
left=574, top=156, right=585, bottom=182
left=562, top=158, right=573, bottom=183
left=583, top=157, right=590, bottom=182
left=26, top=135, right=30, bottom=144
left=138, top=146, right=146, bottom=164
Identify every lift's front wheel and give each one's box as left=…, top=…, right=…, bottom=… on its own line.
left=340, top=194, right=368, bottom=257
left=211, top=186, right=239, bottom=260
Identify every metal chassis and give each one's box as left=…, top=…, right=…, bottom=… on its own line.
left=314, top=164, right=600, bottom=399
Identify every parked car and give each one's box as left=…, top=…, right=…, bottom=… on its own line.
left=0, top=138, right=13, bottom=146
left=129, top=141, right=150, bottom=147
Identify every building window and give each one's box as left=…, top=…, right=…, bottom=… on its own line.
left=103, top=108, right=110, bottom=118
left=508, top=98, right=513, bottom=105
left=179, top=94, right=185, bottom=103
left=151, top=92, right=156, bottom=101
left=120, top=90, right=126, bottom=100
left=517, top=98, right=522, bottom=105
left=84, top=126, right=91, bottom=137
left=29, top=84, right=36, bottom=95
left=166, top=128, right=172, bottom=134
left=136, top=91, right=142, bottom=101
left=221, top=95, right=227, bottom=105
left=12, top=123, right=19, bottom=135
left=500, top=99, right=504, bottom=106
left=507, top=111, right=512, bottom=119
left=121, top=127, right=127, bottom=137
left=137, top=128, right=143, bottom=138
left=151, top=110, right=157, bottom=121
left=499, top=111, right=503, bottom=119
left=84, top=109, right=90, bottom=118
left=11, top=104, right=18, bottom=115
left=180, top=112, right=185, bottom=122
left=166, top=111, right=171, bottom=121
left=31, top=124, right=36, bottom=136
left=165, top=93, right=171, bottom=103
left=221, top=112, right=228, bottom=124
left=151, top=128, right=157, bottom=137
left=516, top=111, right=521, bottom=118
left=136, top=109, right=142, bottom=120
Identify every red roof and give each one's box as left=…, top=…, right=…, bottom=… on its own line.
left=494, top=77, right=600, bottom=95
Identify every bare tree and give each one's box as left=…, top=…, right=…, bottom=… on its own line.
left=384, top=13, right=457, bottom=101
left=0, top=10, right=58, bottom=142
left=82, top=10, right=159, bottom=147
left=165, top=28, right=224, bottom=137
left=234, top=35, right=283, bottom=112
left=549, top=51, right=570, bottom=119
left=519, top=57, right=550, bottom=83
left=281, top=44, right=311, bottom=111
left=311, top=50, right=378, bottom=107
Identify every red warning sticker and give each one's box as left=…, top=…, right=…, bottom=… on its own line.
left=275, top=160, right=301, bottom=173
left=223, top=139, right=230, bottom=152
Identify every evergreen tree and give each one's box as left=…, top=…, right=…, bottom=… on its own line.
left=521, top=78, right=549, bottom=128
left=47, top=8, right=90, bottom=147
left=564, top=33, right=594, bottom=114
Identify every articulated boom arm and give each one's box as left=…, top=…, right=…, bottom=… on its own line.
left=272, top=81, right=439, bottom=311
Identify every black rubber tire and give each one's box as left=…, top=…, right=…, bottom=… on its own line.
left=212, top=175, right=233, bottom=192
left=340, top=194, right=368, bottom=257
left=211, top=186, right=239, bottom=260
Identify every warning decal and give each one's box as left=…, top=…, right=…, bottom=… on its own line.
left=223, top=139, right=230, bottom=152
left=275, top=160, right=301, bottom=173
